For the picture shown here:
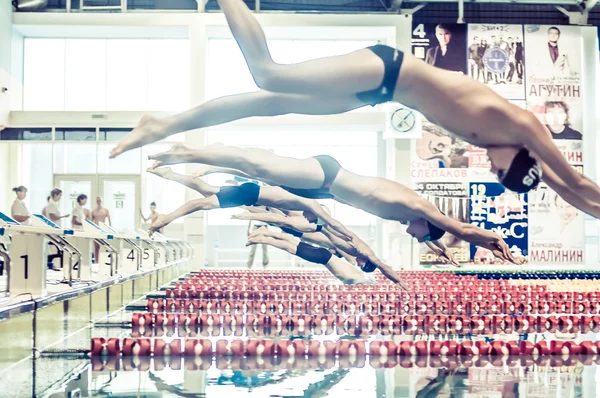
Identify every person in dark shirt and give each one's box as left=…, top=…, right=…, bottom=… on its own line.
left=547, top=26, right=570, bottom=76
left=425, top=24, right=466, bottom=73
left=468, top=36, right=482, bottom=82
left=544, top=101, right=582, bottom=140
left=514, top=37, right=524, bottom=84
left=477, top=39, right=489, bottom=83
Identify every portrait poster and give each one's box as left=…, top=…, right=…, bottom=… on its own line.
left=467, top=24, right=526, bottom=100
left=525, top=25, right=583, bottom=141
left=412, top=22, right=468, bottom=74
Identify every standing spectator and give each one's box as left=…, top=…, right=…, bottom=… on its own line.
left=92, top=196, right=112, bottom=263
left=11, top=186, right=30, bottom=225
left=141, top=202, right=162, bottom=233
left=71, top=194, right=88, bottom=230
left=45, top=188, right=70, bottom=227
left=247, top=220, right=269, bottom=269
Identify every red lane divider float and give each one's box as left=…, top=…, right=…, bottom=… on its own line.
left=91, top=353, right=600, bottom=372
left=164, top=287, right=600, bottom=302
left=130, top=313, right=600, bottom=335
left=91, top=337, right=600, bottom=358
left=145, top=298, right=600, bottom=315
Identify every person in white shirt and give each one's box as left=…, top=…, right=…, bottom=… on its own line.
left=45, top=188, right=70, bottom=227
left=71, top=194, right=88, bottom=230
left=10, top=186, right=30, bottom=225
left=247, top=219, right=269, bottom=269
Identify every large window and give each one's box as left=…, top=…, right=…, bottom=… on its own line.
left=21, top=143, right=54, bottom=215
left=141, top=145, right=187, bottom=219
left=205, top=38, right=377, bottom=111
left=24, top=38, right=190, bottom=112
left=205, top=130, right=378, bottom=227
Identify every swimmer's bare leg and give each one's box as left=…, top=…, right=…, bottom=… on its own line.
left=110, top=90, right=363, bottom=158
left=192, top=164, right=279, bottom=186
left=247, top=235, right=298, bottom=254
left=149, top=143, right=327, bottom=189
left=147, top=167, right=220, bottom=197
left=149, top=196, right=220, bottom=234
left=216, top=0, right=385, bottom=95
left=249, top=227, right=298, bottom=244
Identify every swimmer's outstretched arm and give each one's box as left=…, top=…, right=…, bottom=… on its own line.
left=247, top=233, right=369, bottom=285
left=539, top=162, right=600, bottom=219
left=320, top=226, right=409, bottom=291
left=257, top=187, right=355, bottom=242
left=425, top=241, right=459, bottom=267
left=413, top=200, right=517, bottom=263
left=147, top=167, right=220, bottom=197
left=519, top=114, right=600, bottom=206
left=232, top=211, right=320, bottom=233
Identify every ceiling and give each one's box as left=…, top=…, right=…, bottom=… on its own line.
left=22, top=0, right=600, bottom=25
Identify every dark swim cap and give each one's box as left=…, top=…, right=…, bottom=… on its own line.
left=500, top=148, right=542, bottom=193
left=362, top=261, right=377, bottom=273
left=425, top=221, right=446, bottom=241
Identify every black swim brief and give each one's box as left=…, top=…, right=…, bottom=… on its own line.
left=215, top=182, right=260, bottom=208
left=295, top=242, right=333, bottom=265
left=314, top=155, right=342, bottom=190
left=356, top=44, right=404, bottom=106
left=281, top=155, right=341, bottom=198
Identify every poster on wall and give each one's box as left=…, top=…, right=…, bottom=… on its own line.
left=412, top=120, right=496, bottom=181
left=524, top=25, right=582, bottom=80
left=411, top=120, right=469, bottom=181
left=528, top=100, right=583, bottom=141
left=553, top=139, right=583, bottom=166
left=528, top=184, right=584, bottom=264
left=525, top=25, right=583, bottom=141
left=414, top=182, right=470, bottom=265
left=469, top=182, right=529, bottom=263
left=467, top=24, right=525, bottom=100
left=412, top=23, right=468, bottom=74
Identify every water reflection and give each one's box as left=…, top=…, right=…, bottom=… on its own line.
left=78, top=356, right=597, bottom=397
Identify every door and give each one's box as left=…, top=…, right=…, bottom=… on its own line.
left=98, top=176, right=141, bottom=233
left=54, top=175, right=140, bottom=233
left=54, top=175, right=96, bottom=229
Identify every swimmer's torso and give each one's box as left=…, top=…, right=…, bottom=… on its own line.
left=92, top=208, right=109, bottom=223
left=331, top=170, right=423, bottom=222
left=393, top=53, right=526, bottom=147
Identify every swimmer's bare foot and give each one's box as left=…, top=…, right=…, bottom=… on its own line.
left=147, top=167, right=173, bottom=179
left=110, top=115, right=172, bottom=159
left=248, top=226, right=270, bottom=239
left=230, top=212, right=253, bottom=220
left=246, top=236, right=267, bottom=246
left=248, top=228, right=289, bottom=242
left=192, top=164, right=216, bottom=179
left=148, top=143, right=194, bottom=169
left=149, top=215, right=171, bottom=234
